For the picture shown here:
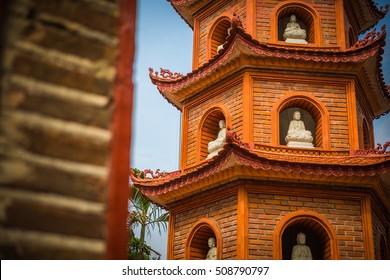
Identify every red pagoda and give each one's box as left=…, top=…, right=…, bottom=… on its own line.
left=131, top=0, right=390, bottom=260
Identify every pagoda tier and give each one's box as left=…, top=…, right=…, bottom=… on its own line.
left=149, top=23, right=389, bottom=117
left=169, top=0, right=389, bottom=34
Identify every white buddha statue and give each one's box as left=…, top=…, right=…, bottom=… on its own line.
left=206, top=120, right=226, bottom=160
left=285, top=111, right=314, bottom=148
left=205, top=237, right=217, bottom=260
left=291, top=232, right=313, bottom=260
left=283, top=15, right=307, bottom=44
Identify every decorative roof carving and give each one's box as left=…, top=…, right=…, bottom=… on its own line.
left=379, top=4, right=390, bottom=14
left=226, top=128, right=250, bottom=149
left=168, top=0, right=194, bottom=5
left=130, top=168, right=182, bottom=182
left=368, top=0, right=389, bottom=19
left=149, top=67, right=184, bottom=80
left=352, top=25, right=386, bottom=49
left=149, top=23, right=386, bottom=84
left=368, top=141, right=390, bottom=155
left=231, top=12, right=244, bottom=31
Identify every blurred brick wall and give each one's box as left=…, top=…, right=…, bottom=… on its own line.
left=0, top=0, right=133, bottom=259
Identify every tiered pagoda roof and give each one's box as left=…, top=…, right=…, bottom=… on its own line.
left=350, top=0, right=389, bottom=34
left=149, top=19, right=390, bottom=117
left=134, top=1, right=390, bottom=213
left=168, top=0, right=389, bottom=33
left=131, top=130, right=390, bottom=209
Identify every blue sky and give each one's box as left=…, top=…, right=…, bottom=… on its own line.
left=132, top=0, right=390, bottom=259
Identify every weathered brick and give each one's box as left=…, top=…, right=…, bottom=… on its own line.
left=0, top=0, right=122, bottom=259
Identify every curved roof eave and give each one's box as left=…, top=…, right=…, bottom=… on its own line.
left=359, top=0, right=389, bottom=34
left=132, top=133, right=390, bottom=209
left=132, top=131, right=390, bottom=194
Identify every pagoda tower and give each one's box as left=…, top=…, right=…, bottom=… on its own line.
left=132, top=0, right=390, bottom=260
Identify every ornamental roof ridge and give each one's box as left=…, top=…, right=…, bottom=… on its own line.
left=149, top=20, right=388, bottom=113
left=359, top=0, right=389, bottom=34
left=149, top=22, right=387, bottom=86
left=130, top=168, right=182, bottom=184
left=167, top=0, right=194, bottom=30
left=365, top=0, right=389, bottom=32
left=133, top=130, right=390, bottom=193
left=134, top=144, right=390, bottom=198
left=352, top=25, right=387, bottom=49
left=168, top=0, right=193, bottom=5
left=352, top=25, right=390, bottom=113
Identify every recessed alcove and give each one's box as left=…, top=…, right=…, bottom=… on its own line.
left=199, top=109, right=226, bottom=160
left=209, top=18, right=231, bottom=58
left=282, top=218, right=331, bottom=260
left=271, top=2, right=321, bottom=46
left=279, top=107, right=315, bottom=146
left=272, top=94, right=330, bottom=149
left=185, top=218, right=222, bottom=260
left=187, top=225, right=215, bottom=260
left=278, top=15, right=309, bottom=42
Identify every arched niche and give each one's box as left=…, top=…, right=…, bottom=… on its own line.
left=274, top=210, right=339, bottom=260
left=271, top=1, right=321, bottom=46
left=280, top=107, right=315, bottom=146
left=185, top=218, right=222, bottom=260
left=207, top=17, right=231, bottom=59
left=271, top=93, right=330, bottom=149
left=198, top=105, right=230, bottom=161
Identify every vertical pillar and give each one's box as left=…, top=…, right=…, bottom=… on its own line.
left=335, top=0, right=346, bottom=50
left=246, top=0, right=256, bottom=38
left=106, top=0, right=136, bottom=259
left=237, top=186, right=248, bottom=259
left=242, top=72, right=253, bottom=143
left=346, top=80, right=359, bottom=150
left=167, top=212, right=176, bottom=260
left=362, top=195, right=375, bottom=259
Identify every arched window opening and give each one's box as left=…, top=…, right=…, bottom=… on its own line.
left=272, top=94, right=330, bottom=149
left=200, top=110, right=226, bottom=160
left=280, top=107, right=316, bottom=147
left=209, top=18, right=231, bottom=58
left=274, top=210, right=339, bottom=260
left=277, top=6, right=315, bottom=44
left=188, top=225, right=215, bottom=260
left=279, top=98, right=323, bottom=148
left=282, top=218, right=331, bottom=260
left=185, top=218, right=222, bottom=260
left=362, top=120, right=371, bottom=150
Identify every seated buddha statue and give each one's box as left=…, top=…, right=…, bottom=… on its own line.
left=285, top=111, right=314, bottom=148
left=283, top=15, right=308, bottom=44
left=206, top=120, right=227, bottom=160
left=291, top=232, right=313, bottom=260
